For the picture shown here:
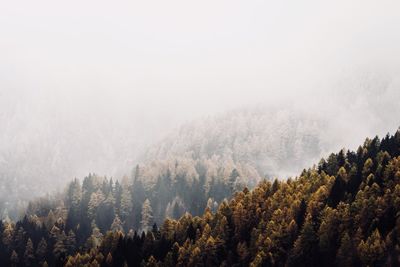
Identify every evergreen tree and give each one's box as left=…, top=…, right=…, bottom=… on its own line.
left=229, top=169, right=240, bottom=192
left=53, top=231, right=67, bottom=261
left=120, top=187, right=133, bottom=221
left=45, top=210, right=56, bottom=230
left=65, top=230, right=77, bottom=255
left=336, top=233, right=354, bottom=267
left=289, top=220, right=319, bottom=267
left=10, top=250, right=18, bottom=267
left=358, top=229, right=387, bottom=266
left=36, top=238, right=47, bottom=265
left=96, top=192, right=115, bottom=232
left=111, top=215, right=124, bottom=232
left=88, top=190, right=105, bottom=220
left=106, top=252, right=113, bottom=266
left=141, top=199, right=154, bottom=233
left=23, top=238, right=35, bottom=266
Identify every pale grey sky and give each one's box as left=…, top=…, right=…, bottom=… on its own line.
left=0, top=0, right=400, bottom=200
left=1, top=0, right=400, bottom=114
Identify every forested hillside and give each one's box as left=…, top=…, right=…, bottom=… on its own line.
left=0, top=106, right=331, bottom=222
left=0, top=130, right=400, bottom=266
left=142, top=107, right=332, bottom=179
left=2, top=0, right=400, bottom=266
left=0, top=95, right=156, bottom=221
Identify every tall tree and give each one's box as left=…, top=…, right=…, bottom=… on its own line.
left=120, top=188, right=133, bottom=222
left=141, top=199, right=154, bottom=233
left=10, top=250, right=18, bottom=267
left=336, top=232, right=354, bottom=267
left=36, top=238, right=47, bottom=265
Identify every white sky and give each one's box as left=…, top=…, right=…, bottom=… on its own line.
left=0, top=0, right=400, bottom=194
left=1, top=0, right=400, bottom=115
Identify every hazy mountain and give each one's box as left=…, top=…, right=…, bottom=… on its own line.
left=0, top=91, right=171, bottom=219
left=3, top=128, right=400, bottom=267
left=142, top=107, right=339, bottom=179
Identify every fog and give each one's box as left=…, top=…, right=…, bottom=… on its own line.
left=1, top=0, right=400, bottom=210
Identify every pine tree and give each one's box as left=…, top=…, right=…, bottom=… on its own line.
left=233, top=202, right=246, bottom=239
left=96, top=192, right=116, bottom=232
left=362, top=158, right=374, bottom=178
left=336, top=232, right=354, bottom=267
left=114, top=180, right=123, bottom=217
left=288, top=219, right=319, bottom=267
left=14, top=226, right=26, bottom=251
left=106, top=252, right=113, bottom=266
left=111, top=215, right=124, bottom=232
left=120, top=187, right=133, bottom=220
left=2, top=222, right=14, bottom=248
left=87, top=222, right=103, bottom=249
left=90, top=259, right=100, bottom=267
left=53, top=231, right=67, bottom=260
left=358, top=229, right=387, bottom=266
left=250, top=251, right=266, bottom=267
left=10, top=250, right=18, bottom=267
left=141, top=199, right=153, bottom=233
left=229, top=169, right=240, bottom=192
left=146, top=255, right=158, bottom=267
left=66, top=178, right=82, bottom=209
left=188, top=246, right=201, bottom=266
left=66, top=179, right=82, bottom=230
left=45, top=210, right=56, bottom=230
left=88, top=190, right=105, bottom=220
left=36, top=238, right=47, bottom=265
left=237, top=242, right=250, bottom=264
left=204, top=236, right=219, bottom=266
left=173, top=201, right=181, bottom=219
left=23, top=238, right=35, bottom=266
left=65, top=230, right=76, bottom=255
left=131, top=177, right=146, bottom=229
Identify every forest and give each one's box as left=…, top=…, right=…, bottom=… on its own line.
left=0, top=130, right=399, bottom=266
left=2, top=1, right=400, bottom=266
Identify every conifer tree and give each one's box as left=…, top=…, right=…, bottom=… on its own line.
left=10, top=250, right=18, bottom=267
left=23, top=238, right=35, bottom=266
left=120, top=187, right=133, bottom=220
left=45, top=210, right=56, bottom=230
left=36, top=238, right=47, bottom=265
left=53, top=231, right=67, bottom=260
left=106, top=252, right=113, bottom=266
left=141, top=199, right=154, bottom=233
left=111, top=215, right=124, bottom=232
left=358, top=229, right=387, bottom=266
left=65, top=230, right=76, bottom=255
left=336, top=232, right=354, bottom=267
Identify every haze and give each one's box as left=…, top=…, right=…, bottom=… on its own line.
left=1, top=0, right=400, bottom=213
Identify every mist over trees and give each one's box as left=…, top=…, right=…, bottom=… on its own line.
left=2, top=66, right=400, bottom=221
left=143, top=107, right=333, bottom=178
left=1, top=129, right=400, bottom=266
left=1, top=1, right=400, bottom=266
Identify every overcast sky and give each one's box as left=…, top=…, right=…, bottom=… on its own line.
left=1, top=0, right=400, bottom=114
left=0, top=0, right=400, bottom=195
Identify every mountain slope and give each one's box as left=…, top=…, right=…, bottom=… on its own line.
left=1, top=130, right=400, bottom=266
left=76, top=130, right=400, bottom=267
left=114, top=107, right=339, bottom=229
left=142, top=107, right=335, bottom=179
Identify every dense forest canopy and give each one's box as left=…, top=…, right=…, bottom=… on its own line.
left=2, top=1, right=400, bottom=266
left=142, top=107, right=330, bottom=178
left=1, top=129, right=400, bottom=266
left=3, top=78, right=400, bottom=221
left=0, top=106, right=336, bottom=221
